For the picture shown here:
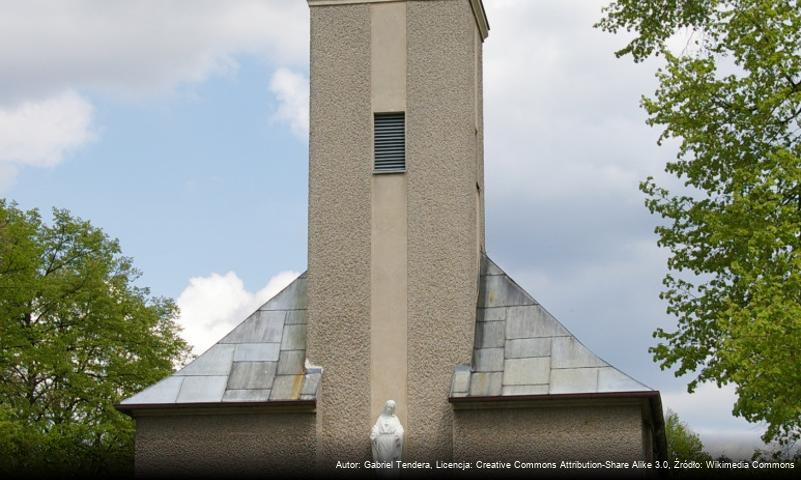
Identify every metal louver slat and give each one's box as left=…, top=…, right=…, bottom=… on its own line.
left=374, top=112, right=405, bottom=172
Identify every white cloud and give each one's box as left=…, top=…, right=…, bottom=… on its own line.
left=482, top=0, right=685, bottom=374
left=662, top=383, right=767, bottom=458
left=0, top=0, right=310, bottom=188
left=0, top=90, right=95, bottom=187
left=269, top=68, right=309, bottom=138
left=176, top=270, right=300, bottom=355
left=483, top=0, right=676, bottom=205
left=0, top=0, right=309, bottom=103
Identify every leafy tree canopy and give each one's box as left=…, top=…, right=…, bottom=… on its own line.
left=0, top=200, right=190, bottom=476
left=665, top=410, right=713, bottom=462
left=597, top=1, right=801, bottom=444
left=752, top=441, right=801, bottom=463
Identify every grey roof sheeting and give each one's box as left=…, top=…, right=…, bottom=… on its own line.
left=122, top=257, right=646, bottom=406
left=451, top=255, right=651, bottom=398
left=119, top=272, right=321, bottom=407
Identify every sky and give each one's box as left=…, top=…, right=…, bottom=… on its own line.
left=0, top=0, right=771, bottom=458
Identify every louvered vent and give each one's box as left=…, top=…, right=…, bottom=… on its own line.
left=374, top=112, right=405, bottom=172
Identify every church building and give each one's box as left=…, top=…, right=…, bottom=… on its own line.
left=118, top=0, right=667, bottom=475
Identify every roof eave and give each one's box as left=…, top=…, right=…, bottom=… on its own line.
left=449, top=389, right=660, bottom=405
left=469, top=0, right=490, bottom=41
left=115, top=399, right=316, bottom=417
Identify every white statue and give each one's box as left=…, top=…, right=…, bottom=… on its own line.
left=370, top=400, right=404, bottom=468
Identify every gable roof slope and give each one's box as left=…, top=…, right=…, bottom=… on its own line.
left=119, top=272, right=320, bottom=408
left=451, top=255, right=652, bottom=398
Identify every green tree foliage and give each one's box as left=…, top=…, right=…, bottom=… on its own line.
left=665, top=410, right=712, bottom=462
left=752, top=441, right=801, bottom=463
left=0, top=200, right=190, bottom=476
left=597, top=1, right=801, bottom=444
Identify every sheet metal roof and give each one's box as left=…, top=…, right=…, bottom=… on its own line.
left=451, top=255, right=651, bottom=398
left=122, top=255, right=649, bottom=407
left=120, top=272, right=321, bottom=407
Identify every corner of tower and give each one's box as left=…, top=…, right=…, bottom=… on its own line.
left=307, top=0, right=489, bottom=41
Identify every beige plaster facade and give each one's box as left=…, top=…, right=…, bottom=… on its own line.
left=452, top=401, right=654, bottom=461
left=307, top=0, right=486, bottom=464
left=370, top=173, right=408, bottom=427
left=370, top=2, right=406, bottom=113
left=405, top=0, right=484, bottom=461
left=133, top=410, right=316, bottom=477
left=308, top=0, right=483, bottom=460
left=369, top=1, right=408, bottom=428
left=307, top=0, right=373, bottom=462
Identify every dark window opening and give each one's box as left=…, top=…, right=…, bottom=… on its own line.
left=374, top=112, right=405, bottom=172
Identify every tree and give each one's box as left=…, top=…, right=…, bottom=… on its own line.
left=665, top=410, right=712, bottom=462
left=596, top=1, right=801, bottom=444
left=752, top=441, right=801, bottom=463
left=0, top=200, right=190, bottom=476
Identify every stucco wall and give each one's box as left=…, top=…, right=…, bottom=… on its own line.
left=307, top=2, right=373, bottom=465
left=370, top=173, right=409, bottom=427
left=369, top=1, right=409, bottom=428
left=307, top=0, right=486, bottom=465
left=476, top=24, right=485, bottom=252
left=406, top=0, right=482, bottom=461
left=134, top=413, right=316, bottom=477
left=453, top=404, right=646, bottom=461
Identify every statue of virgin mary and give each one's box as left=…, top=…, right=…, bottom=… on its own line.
left=370, top=400, right=404, bottom=467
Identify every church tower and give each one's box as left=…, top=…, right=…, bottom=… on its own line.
left=306, top=0, right=489, bottom=462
